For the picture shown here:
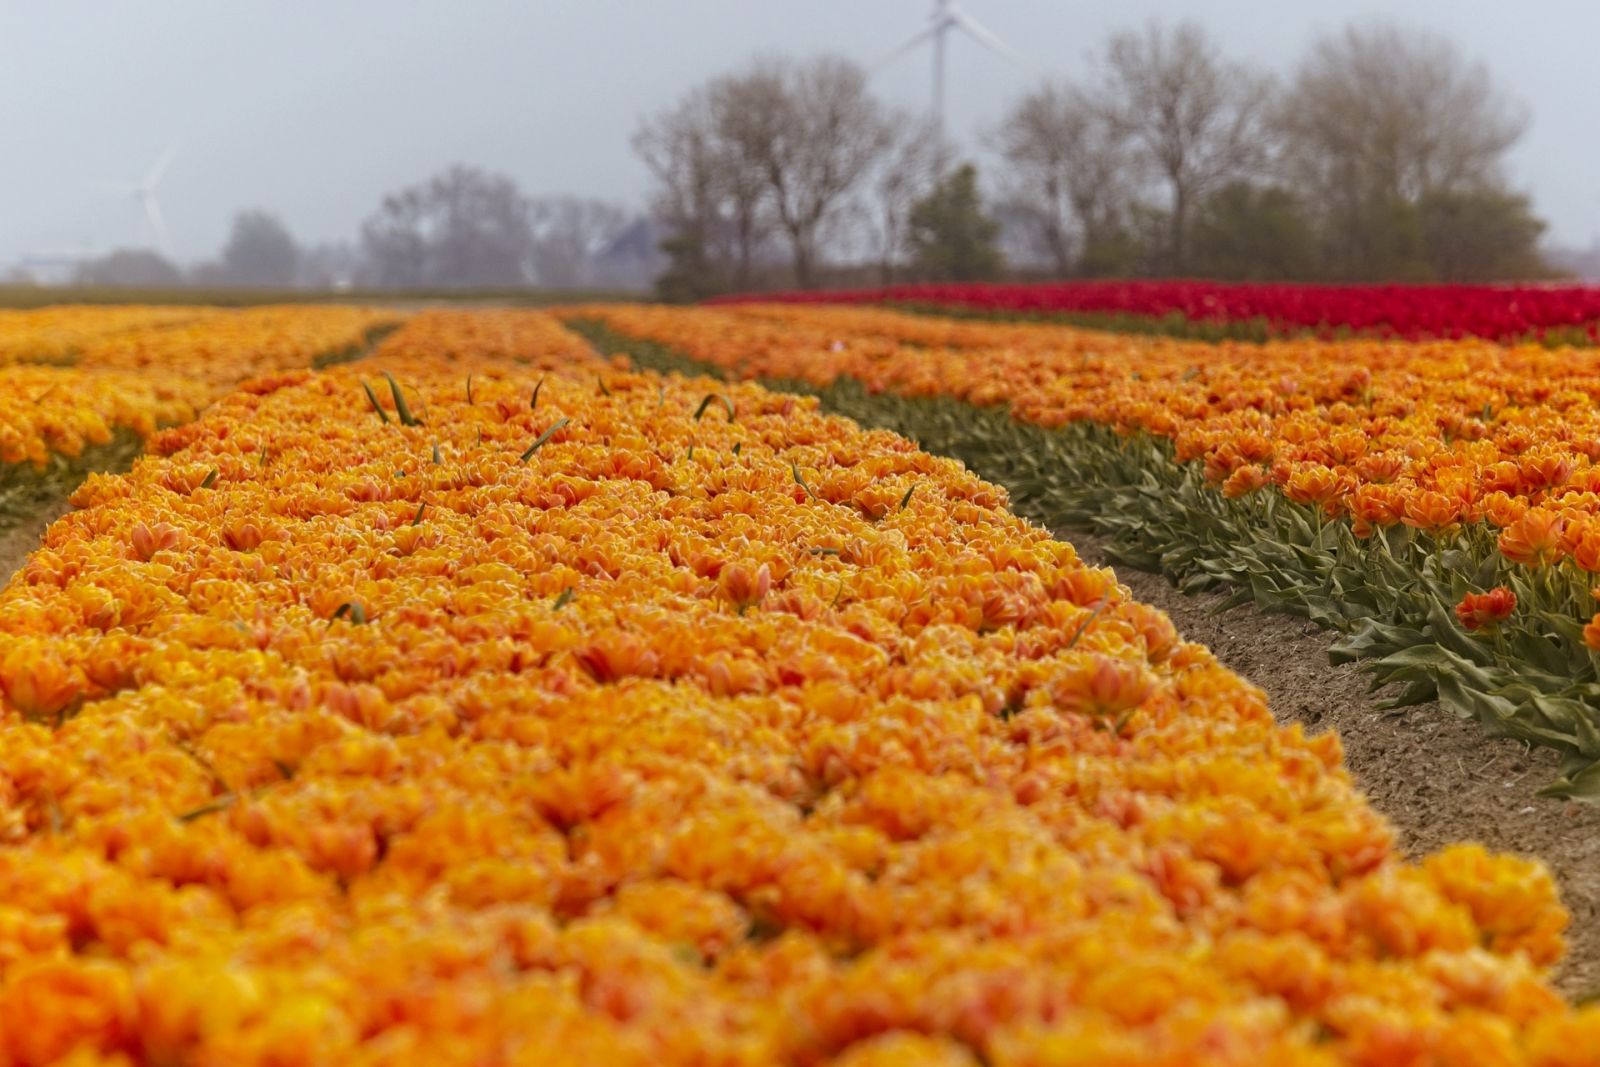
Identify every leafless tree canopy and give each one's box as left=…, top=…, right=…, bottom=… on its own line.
left=1274, top=21, right=1532, bottom=279
left=1277, top=22, right=1527, bottom=202
left=719, top=56, right=895, bottom=287
left=359, top=168, right=638, bottom=290
left=636, top=54, right=895, bottom=291
left=632, top=21, right=1541, bottom=291
left=1100, top=21, right=1272, bottom=271
left=870, top=110, right=952, bottom=284
left=633, top=81, right=774, bottom=292
left=527, top=196, right=628, bottom=288
left=361, top=165, right=534, bottom=289
left=992, top=81, right=1132, bottom=275
left=221, top=210, right=299, bottom=288
left=75, top=249, right=184, bottom=288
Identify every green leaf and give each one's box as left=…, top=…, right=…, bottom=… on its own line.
left=531, top=377, right=546, bottom=410
left=362, top=381, right=391, bottom=424
left=176, top=794, right=237, bottom=823
left=198, top=469, right=218, bottom=491
left=791, top=464, right=815, bottom=500
left=899, top=485, right=917, bottom=510
left=329, top=602, right=367, bottom=625
left=552, top=587, right=576, bottom=611
left=412, top=502, right=426, bottom=526
left=466, top=374, right=474, bottom=405
left=597, top=376, right=611, bottom=397
left=384, top=372, right=420, bottom=426
left=1539, top=756, right=1600, bottom=799
left=695, top=393, right=735, bottom=422
left=1063, top=597, right=1111, bottom=651
left=520, top=417, right=570, bottom=461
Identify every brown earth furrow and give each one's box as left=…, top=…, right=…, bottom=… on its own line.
left=1, top=491, right=77, bottom=587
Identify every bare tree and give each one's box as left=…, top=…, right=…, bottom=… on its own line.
left=1100, top=22, right=1271, bottom=273
left=221, top=210, right=299, bottom=287
left=637, top=54, right=894, bottom=291
left=715, top=56, right=894, bottom=288
left=704, top=77, right=778, bottom=286
left=992, top=80, right=1134, bottom=276
left=633, top=83, right=772, bottom=295
left=526, top=196, right=628, bottom=287
left=361, top=165, right=533, bottom=289
left=870, top=110, right=951, bottom=283
left=75, top=249, right=183, bottom=288
left=1275, top=22, right=1530, bottom=278
left=1280, top=22, right=1526, bottom=201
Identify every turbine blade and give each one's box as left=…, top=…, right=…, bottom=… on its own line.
left=143, top=146, right=177, bottom=189
left=951, top=10, right=1025, bottom=67
left=871, top=24, right=939, bottom=73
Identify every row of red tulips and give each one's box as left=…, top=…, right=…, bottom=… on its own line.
left=710, top=281, right=1600, bottom=344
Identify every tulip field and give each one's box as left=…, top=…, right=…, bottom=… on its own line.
left=574, top=302, right=1600, bottom=798
left=0, top=302, right=1598, bottom=1063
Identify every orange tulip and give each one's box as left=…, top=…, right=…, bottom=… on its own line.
left=1222, top=464, right=1270, bottom=499
left=130, top=521, right=181, bottom=561
left=1401, top=490, right=1464, bottom=533
left=1499, top=508, right=1567, bottom=567
left=1456, top=588, right=1517, bottom=632
left=1585, top=612, right=1600, bottom=652
left=0, top=641, right=84, bottom=720
left=718, top=561, right=772, bottom=614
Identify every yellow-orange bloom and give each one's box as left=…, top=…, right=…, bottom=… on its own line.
left=718, top=561, right=772, bottom=614
left=1499, top=508, right=1568, bottom=567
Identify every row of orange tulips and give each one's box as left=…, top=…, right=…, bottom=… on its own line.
left=0, top=366, right=208, bottom=473
left=571, top=304, right=1600, bottom=793
left=0, top=309, right=1589, bottom=1063
left=0, top=307, right=221, bottom=366
left=70, top=306, right=402, bottom=392
left=0, top=308, right=405, bottom=497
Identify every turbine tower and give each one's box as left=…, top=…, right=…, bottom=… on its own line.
left=879, top=0, right=1022, bottom=135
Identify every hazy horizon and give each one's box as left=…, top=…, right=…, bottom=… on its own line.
left=4, top=1, right=1595, bottom=268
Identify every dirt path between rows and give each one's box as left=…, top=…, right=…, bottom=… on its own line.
left=0, top=492, right=74, bottom=587
left=1064, top=530, right=1600, bottom=997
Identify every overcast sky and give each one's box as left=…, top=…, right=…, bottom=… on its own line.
left=2, top=1, right=1593, bottom=266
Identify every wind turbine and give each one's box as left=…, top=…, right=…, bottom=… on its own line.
left=95, top=147, right=177, bottom=252
left=877, top=0, right=1024, bottom=135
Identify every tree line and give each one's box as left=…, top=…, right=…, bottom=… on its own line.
left=54, top=18, right=1547, bottom=294
left=635, top=19, right=1549, bottom=295
left=67, top=173, right=660, bottom=291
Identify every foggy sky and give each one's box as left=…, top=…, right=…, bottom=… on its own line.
left=2, top=1, right=1593, bottom=266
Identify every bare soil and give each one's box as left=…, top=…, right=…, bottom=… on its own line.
left=0, top=492, right=73, bottom=587
left=1065, top=530, right=1600, bottom=997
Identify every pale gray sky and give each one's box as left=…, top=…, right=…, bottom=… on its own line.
left=1, top=1, right=1592, bottom=265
